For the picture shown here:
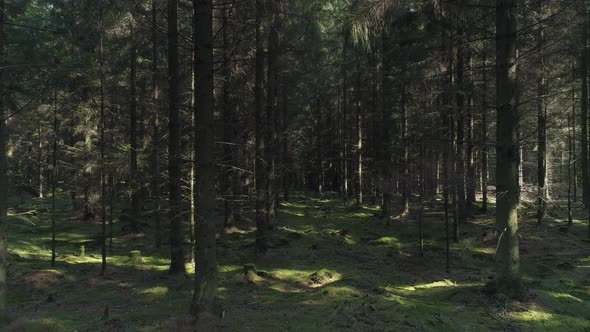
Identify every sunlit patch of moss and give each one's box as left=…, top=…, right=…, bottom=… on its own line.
left=415, top=279, right=456, bottom=289
left=367, top=236, right=399, bottom=247
left=140, top=286, right=168, bottom=297
left=352, top=212, right=372, bottom=218
left=8, top=317, right=65, bottom=332
left=321, top=285, right=362, bottom=298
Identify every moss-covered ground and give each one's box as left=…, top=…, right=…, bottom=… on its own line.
left=5, top=193, right=590, bottom=331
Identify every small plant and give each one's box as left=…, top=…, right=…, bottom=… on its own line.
left=79, top=245, right=85, bottom=258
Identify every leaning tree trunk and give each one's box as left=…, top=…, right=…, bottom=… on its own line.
left=191, top=0, right=217, bottom=318
left=167, top=0, right=186, bottom=275
left=493, top=0, right=522, bottom=297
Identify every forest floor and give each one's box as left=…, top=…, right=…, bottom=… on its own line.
left=5, top=193, right=590, bottom=331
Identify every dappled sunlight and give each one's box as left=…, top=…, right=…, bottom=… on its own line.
left=140, top=286, right=169, bottom=297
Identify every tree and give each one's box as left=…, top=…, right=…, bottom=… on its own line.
left=167, top=0, right=186, bottom=275
left=0, top=0, right=7, bottom=321
left=492, top=0, right=522, bottom=297
left=191, top=0, right=217, bottom=317
left=254, top=0, right=267, bottom=255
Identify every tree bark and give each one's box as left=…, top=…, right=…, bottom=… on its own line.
left=581, top=11, right=589, bottom=208
left=151, top=0, right=162, bottom=248
left=536, top=3, right=547, bottom=224
left=99, top=0, right=107, bottom=276
left=191, top=0, right=217, bottom=317
left=0, top=0, right=8, bottom=319
left=254, top=0, right=267, bottom=254
left=493, top=0, right=522, bottom=296
left=167, top=0, right=186, bottom=274
left=129, top=25, right=140, bottom=233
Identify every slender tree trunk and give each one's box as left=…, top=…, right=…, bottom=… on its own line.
left=456, top=28, right=466, bottom=223
left=167, top=0, right=186, bottom=274
left=572, top=59, right=577, bottom=203
left=99, top=1, right=107, bottom=276
left=581, top=12, right=589, bottom=208
left=342, top=35, right=349, bottom=200
left=266, top=14, right=279, bottom=226
left=191, top=0, right=217, bottom=317
left=281, top=89, right=290, bottom=202
left=401, top=84, right=409, bottom=215
left=51, top=89, right=58, bottom=267
left=0, top=0, right=7, bottom=318
left=466, top=53, right=476, bottom=211
left=355, top=55, right=364, bottom=206
left=569, top=106, right=574, bottom=226
left=381, top=33, right=393, bottom=220
left=537, top=4, right=547, bottom=224
left=254, top=0, right=267, bottom=254
left=129, top=27, right=140, bottom=233
left=419, top=142, right=424, bottom=257
left=151, top=0, right=162, bottom=248
left=493, top=0, right=522, bottom=296
left=481, top=50, right=489, bottom=213
left=38, top=124, right=43, bottom=198
left=221, top=5, right=235, bottom=229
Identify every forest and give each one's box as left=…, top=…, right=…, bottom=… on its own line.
left=0, top=0, right=589, bottom=330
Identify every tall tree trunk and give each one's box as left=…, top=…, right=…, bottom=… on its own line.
left=254, top=0, right=267, bottom=254
left=536, top=3, right=547, bottom=224
left=129, top=27, right=140, bottom=233
left=466, top=53, right=476, bottom=210
left=51, top=89, right=58, bottom=267
left=355, top=55, right=363, bottom=206
left=342, top=34, right=349, bottom=200
left=0, top=0, right=6, bottom=318
left=572, top=59, right=577, bottom=203
left=401, top=84, right=409, bottom=215
left=493, top=0, right=522, bottom=296
left=481, top=50, right=489, bottom=213
left=191, top=0, right=217, bottom=317
left=266, top=13, right=279, bottom=226
left=221, top=5, right=235, bottom=229
left=99, top=1, right=107, bottom=276
left=151, top=0, right=162, bottom=248
left=455, top=26, right=466, bottom=223
left=167, top=0, right=186, bottom=274
left=581, top=11, right=589, bottom=208
left=37, top=124, right=43, bottom=198
left=381, top=32, right=393, bottom=220
left=281, top=89, right=290, bottom=202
